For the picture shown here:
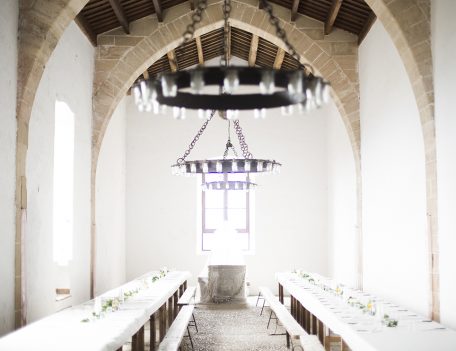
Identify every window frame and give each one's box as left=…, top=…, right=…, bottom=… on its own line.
left=198, top=173, right=254, bottom=253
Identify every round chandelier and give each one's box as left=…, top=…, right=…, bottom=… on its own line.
left=133, top=0, right=331, bottom=118
left=171, top=111, right=281, bottom=191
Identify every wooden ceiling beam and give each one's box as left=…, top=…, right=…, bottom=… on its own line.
left=189, top=0, right=195, bottom=10
left=143, top=70, right=150, bottom=79
left=195, top=37, right=204, bottom=64
left=152, top=0, right=163, bottom=22
left=248, top=35, right=259, bottom=67
left=291, top=0, right=300, bottom=22
left=108, top=0, right=130, bottom=34
left=273, top=48, right=285, bottom=69
left=75, top=12, right=97, bottom=46
left=325, top=0, right=343, bottom=35
left=358, top=11, right=376, bottom=45
left=227, top=26, right=232, bottom=62
left=167, top=50, right=178, bottom=72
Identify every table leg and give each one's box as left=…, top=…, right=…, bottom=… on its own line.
left=159, top=304, right=166, bottom=341
left=168, top=296, right=173, bottom=328
left=173, top=291, right=179, bottom=318
left=150, top=313, right=156, bottom=351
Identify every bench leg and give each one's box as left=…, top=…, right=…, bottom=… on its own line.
left=286, top=332, right=290, bottom=349
left=186, top=326, right=194, bottom=350
left=256, top=291, right=263, bottom=306
left=267, top=310, right=276, bottom=329
left=260, top=299, right=266, bottom=316
left=192, top=313, right=198, bottom=333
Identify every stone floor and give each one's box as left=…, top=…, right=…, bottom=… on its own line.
left=188, top=297, right=290, bottom=351
left=124, top=297, right=290, bottom=351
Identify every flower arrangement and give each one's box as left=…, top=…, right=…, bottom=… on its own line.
left=382, top=314, right=398, bottom=327
left=81, top=268, right=169, bottom=323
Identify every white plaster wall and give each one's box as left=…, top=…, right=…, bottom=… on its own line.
left=125, top=94, right=334, bottom=294
left=359, top=21, right=428, bottom=315
left=327, top=105, right=357, bottom=288
left=432, top=0, right=456, bottom=329
left=25, top=22, right=93, bottom=322
left=0, top=0, right=18, bottom=336
left=95, top=98, right=127, bottom=296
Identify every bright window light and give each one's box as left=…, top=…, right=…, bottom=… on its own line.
left=53, top=100, right=75, bottom=266
left=200, top=173, right=254, bottom=253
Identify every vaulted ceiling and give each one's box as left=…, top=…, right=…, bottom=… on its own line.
left=77, top=0, right=375, bottom=85
left=78, top=0, right=375, bottom=42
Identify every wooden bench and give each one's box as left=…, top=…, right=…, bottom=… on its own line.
left=259, top=287, right=324, bottom=351
left=158, top=305, right=195, bottom=351
left=177, top=286, right=196, bottom=305
left=177, top=286, right=198, bottom=333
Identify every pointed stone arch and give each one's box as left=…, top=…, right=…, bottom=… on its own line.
left=363, top=0, right=438, bottom=321
left=91, top=0, right=362, bottom=297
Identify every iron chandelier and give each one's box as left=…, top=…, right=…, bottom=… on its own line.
left=133, top=0, right=331, bottom=118
left=171, top=111, right=281, bottom=190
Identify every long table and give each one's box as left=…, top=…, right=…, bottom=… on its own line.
left=277, top=272, right=456, bottom=351
left=0, top=271, right=190, bottom=351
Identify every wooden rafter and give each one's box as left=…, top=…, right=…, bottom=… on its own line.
left=291, top=0, right=300, bottom=22
left=227, top=26, right=232, bottom=62
left=152, top=0, right=163, bottom=22
left=325, top=0, right=343, bottom=35
left=273, top=48, right=285, bottom=69
left=189, top=0, right=195, bottom=10
left=143, top=70, right=150, bottom=79
left=167, top=50, right=178, bottom=72
left=108, top=0, right=130, bottom=34
left=75, top=13, right=97, bottom=46
left=248, top=35, right=259, bottom=67
left=195, top=37, right=204, bottom=64
left=258, top=0, right=264, bottom=9
left=358, top=12, right=376, bottom=45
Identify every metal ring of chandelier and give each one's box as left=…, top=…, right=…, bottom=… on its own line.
left=202, top=180, right=258, bottom=192
left=171, top=158, right=281, bottom=175
left=135, top=67, right=330, bottom=112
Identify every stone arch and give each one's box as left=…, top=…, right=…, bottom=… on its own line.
left=364, top=0, right=439, bottom=321
left=91, top=0, right=361, bottom=296
left=93, top=1, right=361, bottom=168
left=15, top=0, right=90, bottom=327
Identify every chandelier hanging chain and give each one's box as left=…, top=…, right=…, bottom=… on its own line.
left=233, top=120, right=253, bottom=159
left=168, top=0, right=208, bottom=70
left=220, top=0, right=232, bottom=67
left=223, top=121, right=238, bottom=159
left=176, top=110, right=216, bottom=165
left=259, top=0, right=313, bottom=74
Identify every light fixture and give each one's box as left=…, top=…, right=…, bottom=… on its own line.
left=171, top=111, right=281, bottom=190
left=132, top=0, right=331, bottom=117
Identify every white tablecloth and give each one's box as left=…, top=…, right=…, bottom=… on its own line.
left=277, top=272, right=456, bottom=351
left=0, top=271, right=190, bottom=351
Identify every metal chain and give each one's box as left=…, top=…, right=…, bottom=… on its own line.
left=222, top=121, right=238, bottom=159
left=259, top=0, right=313, bottom=73
left=220, top=0, right=231, bottom=67
left=167, top=0, right=208, bottom=70
left=182, top=0, right=208, bottom=43
left=233, top=120, right=253, bottom=159
left=176, top=110, right=215, bottom=164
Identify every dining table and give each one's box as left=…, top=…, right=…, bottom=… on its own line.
left=276, top=271, right=456, bottom=351
left=0, top=270, right=190, bottom=351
